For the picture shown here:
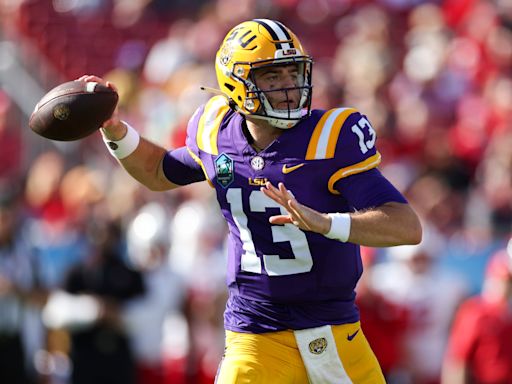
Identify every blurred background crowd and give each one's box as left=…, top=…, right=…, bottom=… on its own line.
left=0, top=0, right=511, bottom=383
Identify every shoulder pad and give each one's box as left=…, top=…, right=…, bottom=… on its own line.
left=305, top=108, right=357, bottom=160
left=196, top=96, right=230, bottom=155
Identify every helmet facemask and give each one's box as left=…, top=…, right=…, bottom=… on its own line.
left=233, top=57, right=313, bottom=129
left=215, top=19, right=314, bottom=129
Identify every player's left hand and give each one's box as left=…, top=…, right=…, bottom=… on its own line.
left=261, top=182, right=331, bottom=234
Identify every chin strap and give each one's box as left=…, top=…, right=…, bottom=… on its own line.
left=245, top=113, right=301, bottom=129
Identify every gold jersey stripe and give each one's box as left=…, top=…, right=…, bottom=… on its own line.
left=325, top=108, right=357, bottom=158
left=328, top=152, right=382, bottom=195
left=186, top=147, right=214, bottom=188
left=306, top=108, right=357, bottom=160
left=305, top=109, right=336, bottom=160
left=197, top=96, right=229, bottom=155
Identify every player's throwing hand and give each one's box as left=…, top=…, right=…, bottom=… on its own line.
left=76, top=75, right=125, bottom=140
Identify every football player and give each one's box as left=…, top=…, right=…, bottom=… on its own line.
left=80, top=18, right=422, bottom=383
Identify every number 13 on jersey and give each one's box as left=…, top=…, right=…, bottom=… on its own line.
left=226, top=188, right=313, bottom=276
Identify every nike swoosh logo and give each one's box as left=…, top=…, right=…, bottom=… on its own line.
left=347, top=329, right=359, bottom=341
left=282, top=163, right=305, bottom=174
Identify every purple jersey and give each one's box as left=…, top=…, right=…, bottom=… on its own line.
left=163, top=96, right=406, bottom=333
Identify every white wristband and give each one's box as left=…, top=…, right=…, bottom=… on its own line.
left=325, top=213, right=351, bottom=242
left=102, top=121, right=140, bottom=159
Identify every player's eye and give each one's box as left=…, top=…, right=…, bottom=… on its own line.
left=260, top=74, right=279, bottom=90
left=293, top=73, right=305, bottom=86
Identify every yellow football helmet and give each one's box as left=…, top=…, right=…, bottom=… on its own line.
left=215, top=19, right=313, bottom=129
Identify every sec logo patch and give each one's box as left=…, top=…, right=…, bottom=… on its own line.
left=250, top=156, right=265, bottom=171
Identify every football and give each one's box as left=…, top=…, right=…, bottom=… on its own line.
left=29, top=80, right=118, bottom=141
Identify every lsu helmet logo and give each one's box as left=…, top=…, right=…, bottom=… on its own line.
left=219, top=43, right=233, bottom=66
left=308, top=337, right=327, bottom=355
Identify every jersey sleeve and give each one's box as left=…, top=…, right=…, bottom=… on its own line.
left=335, top=168, right=407, bottom=210
left=162, top=147, right=205, bottom=185
left=184, top=103, right=205, bottom=158
left=186, top=95, right=231, bottom=157
left=160, top=103, right=207, bottom=185
left=305, top=108, right=382, bottom=195
left=181, top=96, right=232, bottom=188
